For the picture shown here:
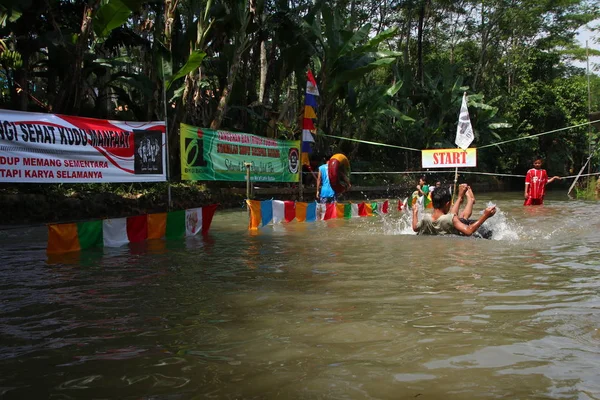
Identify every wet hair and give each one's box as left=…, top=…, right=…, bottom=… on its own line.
left=431, top=186, right=452, bottom=209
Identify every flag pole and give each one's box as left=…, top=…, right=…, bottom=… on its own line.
left=161, top=59, right=172, bottom=211
left=299, top=148, right=304, bottom=201
left=452, top=91, right=473, bottom=204
left=301, top=69, right=319, bottom=203
left=299, top=72, right=305, bottom=202
left=452, top=166, right=458, bottom=203
left=586, top=40, right=592, bottom=184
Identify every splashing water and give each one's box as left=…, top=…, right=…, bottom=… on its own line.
left=381, top=209, right=415, bottom=235
left=381, top=200, right=524, bottom=240
left=479, top=202, right=521, bottom=241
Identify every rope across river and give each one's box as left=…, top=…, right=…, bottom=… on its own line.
left=323, top=119, right=600, bottom=181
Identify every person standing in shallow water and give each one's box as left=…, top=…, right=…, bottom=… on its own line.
left=416, top=176, right=428, bottom=197
left=524, top=158, right=561, bottom=206
left=316, top=155, right=351, bottom=204
left=316, top=156, right=336, bottom=203
left=429, top=179, right=442, bottom=195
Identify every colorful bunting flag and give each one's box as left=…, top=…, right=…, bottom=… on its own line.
left=47, top=205, right=218, bottom=254
left=260, top=200, right=273, bottom=227
left=322, top=203, right=336, bottom=220
left=271, top=200, right=296, bottom=223
left=301, top=70, right=319, bottom=167
left=246, top=200, right=391, bottom=229
left=295, top=202, right=309, bottom=222
left=247, top=200, right=263, bottom=229
left=336, top=203, right=345, bottom=219
left=273, top=200, right=286, bottom=224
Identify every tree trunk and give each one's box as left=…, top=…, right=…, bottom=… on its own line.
left=210, top=7, right=250, bottom=130
left=163, top=0, right=181, bottom=179
left=257, top=0, right=268, bottom=105
left=258, top=38, right=268, bottom=104
left=53, top=1, right=100, bottom=114
left=472, top=2, right=488, bottom=91
left=416, top=0, right=428, bottom=85
left=164, top=0, right=179, bottom=51
left=144, top=8, right=159, bottom=121
left=262, top=40, right=276, bottom=107
left=210, top=48, right=245, bottom=129
left=403, top=12, right=412, bottom=83
left=12, top=50, right=29, bottom=111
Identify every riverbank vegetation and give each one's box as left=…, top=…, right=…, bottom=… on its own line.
left=0, top=0, right=599, bottom=222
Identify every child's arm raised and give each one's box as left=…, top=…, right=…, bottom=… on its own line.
left=450, top=184, right=468, bottom=215
left=452, top=205, right=496, bottom=236
left=411, top=204, right=419, bottom=232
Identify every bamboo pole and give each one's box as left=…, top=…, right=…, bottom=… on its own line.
left=451, top=167, right=458, bottom=203
left=299, top=150, right=304, bottom=201
left=586, top=40, right=592, bottom=183
left=245, top=162, right=252, bottom=200
left=161, top=60, right=172, bottom=210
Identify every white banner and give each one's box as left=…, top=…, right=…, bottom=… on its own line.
left=422, top=148, right=477, bottom=168
left=455, top=93, right=474, bottom=150
left=0, top=109, right=166, bottom=183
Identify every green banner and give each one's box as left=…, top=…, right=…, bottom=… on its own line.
left=180, top=123, right=300, bottom=182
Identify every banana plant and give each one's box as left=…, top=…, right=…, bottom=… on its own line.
left=302, top=3, right=401, bottom=135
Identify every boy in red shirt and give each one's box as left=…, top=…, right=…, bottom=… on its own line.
left=524, top=158, right=561, bottom=205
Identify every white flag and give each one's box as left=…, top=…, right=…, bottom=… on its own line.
left=455, top=93, right=474, bottom=150
left=302, top=129, right=315, bottom=143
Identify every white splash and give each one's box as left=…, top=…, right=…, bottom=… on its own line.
left=480, top=202, right=521, bottom=241
left=382, top=201, right=524, bottom=240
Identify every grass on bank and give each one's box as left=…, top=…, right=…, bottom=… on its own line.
left=573, top=177, right=599, bottom=200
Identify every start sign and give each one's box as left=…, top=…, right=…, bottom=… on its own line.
left=421, top=148, right=477, bottom=168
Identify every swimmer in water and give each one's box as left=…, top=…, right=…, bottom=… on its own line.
left=412, top=183, right=496, bottom=238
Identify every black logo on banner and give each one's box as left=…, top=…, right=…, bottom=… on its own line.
left=134, top=130, right=163, bottom=174
left=185, top=137, right=207, bottom=167
left=288, top=148, right=299, bottom=174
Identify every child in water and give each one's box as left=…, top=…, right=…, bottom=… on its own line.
left=524, top=158, right=561, bottom=206
left=411, top=176, right=430, bottom=208
left=416, top=176, right=428, bottom=197
left=412, top=183, right=496, bottom=238
left=429, top=179, right=442, bottom=195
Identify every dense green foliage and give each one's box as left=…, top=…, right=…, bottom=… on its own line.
left=1, top=0, right=599, bottom=187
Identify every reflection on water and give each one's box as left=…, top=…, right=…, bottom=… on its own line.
left=1, top=193, right=600, bottom=399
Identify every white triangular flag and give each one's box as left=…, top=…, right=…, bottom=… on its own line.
left=455, top=93, right=474, bottom=150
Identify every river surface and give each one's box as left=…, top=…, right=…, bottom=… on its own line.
left=1, top=191, right=599, bottom=399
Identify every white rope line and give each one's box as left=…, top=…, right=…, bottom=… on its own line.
left=562, top=171, right=600, bottom=179
left=319, top=119, right=600, bottom=151
left=478, top=119, right=600, bottom=149
left=352, top=170, right=446, bottom=175
left=453, top=171, right=524, bottom=177
left=351, top=170, right=525, bottom=177
left=352, top=170, right=600, bottom=179
left=320, top=120, right=600, bottom=184
left=320, top=133, right=421, bottom=151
